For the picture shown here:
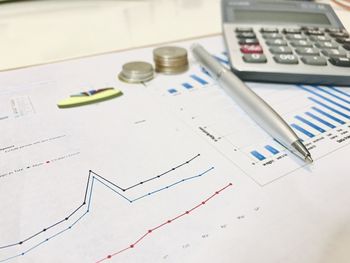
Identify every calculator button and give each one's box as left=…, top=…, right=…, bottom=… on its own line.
left=273, top=54, right=298, bottom=64
left=329, top=32, right=349, bottom=38
left=321, top=49, right=347, bottom=58
left=301, top=56, right=327, bottom=66
left=342, top=44, right=350, bottom=51
left=283, top=28, right=301, bottom=34
left=235, top=27, right=253, bottom=33
left=309, top=35, right=332, bottom=42
left=290, top=40, right=313, bottom=47
left=325, top=28, right=344, bottom=33
left=260, top=27, right=279, bottom=33
left=269, top=46, right=293, bottom=54
left=295, top=47, right=319, bottom=56
left=335, top=38, right=350, bottom=44
left=315, top=41, right=339, bottom=49
left=262, top=33, right=283, bottom=39
left=240, top=45, right=263, bottom=54
left=302, top=26, right=319, bottom=31
left=266, top=39, right=287, bottom=46
left=286, top=34, right=307, bottom=40
left=236, top=32, right=256, bottom=39
left=305, top=30, right=324, bottom=36
left=239, top=38, right=259, bottom=45
left=243, top=54, right=267, bottom=63
left=329, top=57, right=350, bottom=67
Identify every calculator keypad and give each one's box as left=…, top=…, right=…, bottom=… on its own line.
left=243, top=54, right=267, bottom=63
left=290, top=40, right=313, bottom=47
left=301, top=56, right=327, bottom=66
left=315, top=41, right=339, bottom=49
left=262, top=33, right=283, bottom=39
left=240, top=44, right=263, bottom=54
left=322, top=49, right=346, bottom=58
left=273, top=54, right=298, bottom=64
left=266, top=39, right=288, bottom=46
left=269, top=46, right=293, bottom=54
left=234, top=26, right=350, bottom=67
left=329, top=57, right=350, bottom=67
left=295, top=47, right=319, bottom=56
left=239, top=38, right=259, bottom=45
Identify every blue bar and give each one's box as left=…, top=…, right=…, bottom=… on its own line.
left=264, top=145, right=279, bottom=155
left=305, top=112, right=336, bottom=129
left=213, top=55, right=230, bottom=65
left=309, top=97, right=350, bottom=119
left=190, top=74, right=208, bottom=85
left=250, top=150, right=266, bottom=161
left=168, top=88, right=177, bottom=94
left=329, top=86, right=350, bottom=98
left=291, top=123, right=315, bottom=138
left=201, top=67, right=212, bottom=78
left=312, top=107, right=345, bottom=125
left=182, top=83, right=193, bottom=89
left=313, top=86, right=350, bottom=105
left=295, top=115, right=326, bottom=133
left=299, top=85, right=350, bottom=112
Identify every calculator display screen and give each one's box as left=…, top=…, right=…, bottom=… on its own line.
left=234, top=10, right=331, bottom=25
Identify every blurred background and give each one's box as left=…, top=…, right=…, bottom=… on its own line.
left=0, top=0, right=349, bottom=71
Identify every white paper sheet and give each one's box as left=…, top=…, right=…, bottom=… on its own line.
left=1, top=35, right=350, bottom=263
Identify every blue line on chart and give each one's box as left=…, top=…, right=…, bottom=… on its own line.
left=201, top=67, right=212, bottom=78
left=190, top=74, right=208, bottom=85
left=311, top=107, right=346, bottom=124
left=328, top=86, right=350, bottom=98
left=295, top=115, right=326, bottom=133
left=264, top=145, right=279, bottom=155
left=309, top=97, right=350, bottom=120
left=168, top=88, right=178, bottom=94
left=0, top=166, right=214, bottom=263
left=313, top=86, right=350, bottom=105
left=305, top=112, right=336, bottom=129
left=213, top=55, right=230, bottom=65
left=298, top=85, right=350, bottom=112
left=182, top=83, right=193, bottom=89
left=95, top=166, right=214, bottom=203
left=251, top=150, right=266, bottom=161
left=291, top=123, right=315, bottom=138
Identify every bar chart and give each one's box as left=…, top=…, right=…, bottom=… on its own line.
left=149, top=50, right=350, bottom=186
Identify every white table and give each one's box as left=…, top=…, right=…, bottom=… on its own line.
left=0, top=0, right=349, bottom=71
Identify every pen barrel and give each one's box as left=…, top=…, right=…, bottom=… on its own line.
left=218, top=71, right=299, bottom=147
left=191, top=43, right=299, bottom=148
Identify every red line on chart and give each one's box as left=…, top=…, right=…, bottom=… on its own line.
left=95, top=182, right=233, bottom=263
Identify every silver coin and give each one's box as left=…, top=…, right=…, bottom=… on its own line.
left=153, top=46, right=189, bottom=74
left=153, top=46, right=188, bottom=60
left=155, top=65, right=189, bottom=74
left=118, top=61, right=154, bottom=83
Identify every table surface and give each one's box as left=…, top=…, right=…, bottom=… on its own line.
left=0, top=0, right=349, bottom=71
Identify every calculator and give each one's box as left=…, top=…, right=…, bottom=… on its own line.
left=222, top=0, right=350, bottom=86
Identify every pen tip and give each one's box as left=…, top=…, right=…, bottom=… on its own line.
left=305, top=155, right=313, bottom=163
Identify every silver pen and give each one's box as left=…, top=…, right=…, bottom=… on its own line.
left=191, top=43, right=313, bottom=163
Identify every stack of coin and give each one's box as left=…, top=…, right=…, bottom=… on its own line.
left=118, top=61, right=154, bottom=83
left=153, top=46, right=189, bottom=74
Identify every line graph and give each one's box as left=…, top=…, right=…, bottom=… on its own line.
left=0, top=153, right=215, bottom=262
left=96, top=182, right=233, bottom=263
